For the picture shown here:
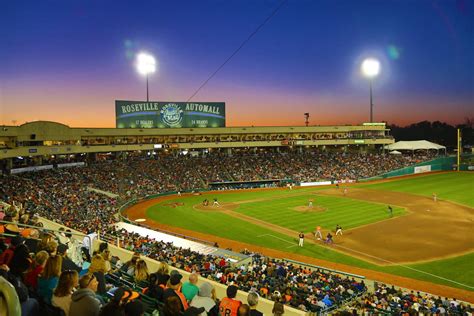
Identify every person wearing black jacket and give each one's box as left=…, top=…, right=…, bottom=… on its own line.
left=58, top=244, right=81, bottom=273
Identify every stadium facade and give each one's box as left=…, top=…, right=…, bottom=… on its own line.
left=0, top=121, right=393, bottom=169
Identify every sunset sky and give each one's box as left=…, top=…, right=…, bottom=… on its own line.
left=1, top=0, right=472, bottom=127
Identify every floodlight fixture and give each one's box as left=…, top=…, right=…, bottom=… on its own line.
left=361, top=58, right=380, bottom=78
left=136, top=52, right=156, bottom=75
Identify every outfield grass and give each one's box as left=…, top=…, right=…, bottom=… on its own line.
left=361, top=172, right=474, bottom=207
left=145, top=172, right=474, bottom=291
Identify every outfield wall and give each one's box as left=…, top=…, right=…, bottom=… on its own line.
left=361, top=156, right=457, bottom=181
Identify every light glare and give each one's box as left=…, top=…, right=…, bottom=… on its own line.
left=361, top=58, right=380, bottom=78
left=136, top=52, right=156, bottom=75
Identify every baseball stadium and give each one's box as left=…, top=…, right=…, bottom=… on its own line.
left=1, top=1, right=473, bottom=316
left=0, top=120, right=473, bottom=315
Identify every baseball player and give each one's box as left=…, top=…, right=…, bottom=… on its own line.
left=314, top=226, right=323, bottom=240
left=298, top=232, right=304, bottom=247
left=335, top=224, right=343, bottom=236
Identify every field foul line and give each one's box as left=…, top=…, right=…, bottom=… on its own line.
left=258, top=234, right=296, bottom=247
left=333, top=243, right=474, bottom=290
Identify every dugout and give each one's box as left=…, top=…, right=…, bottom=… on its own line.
left=208, top=178, right=292, bottom=190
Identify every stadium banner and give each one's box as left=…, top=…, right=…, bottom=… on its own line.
left=115, top=100, right=226, bottom=128
left=414, top=165, right=431, bottom=174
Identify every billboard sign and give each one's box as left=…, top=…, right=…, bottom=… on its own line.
left=115, top=100, right=225, bottom=128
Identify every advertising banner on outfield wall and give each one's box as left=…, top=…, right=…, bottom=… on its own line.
left=414, top=165, right=431, bottom=174
left=115, top=100, right=226, bottom=128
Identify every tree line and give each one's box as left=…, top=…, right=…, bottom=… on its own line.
left=387, top=118, right=473, bottom=149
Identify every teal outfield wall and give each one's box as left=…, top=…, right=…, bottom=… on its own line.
left=361, top=156, right=458, bottom=181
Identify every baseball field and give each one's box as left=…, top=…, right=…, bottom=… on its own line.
left=125, top=172, right=474, bottom=301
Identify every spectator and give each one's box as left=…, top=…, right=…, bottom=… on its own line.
left=134, top=259, right=149, bottom=282
left=238, top=304, right=251, bottom=316
left=121, top=252, right=140, bottom=276
left=0, top=263, right=40, bottom=316
left=124, top=300, right=145, bottom=316
left=182, top=273, right=199, bottom=302
left=247, top=292, right=263, bottom=316
left=163, top=272, right=188, bottom=312
left=38, top=255, right=63, bottom=304
left=162, top=296, right=183, bottom=316
left=24, top=250, right=49, bottom=289
left=58, top=244, right=81, bottom=273
left=52, top=269, right=79, bottom=316
left=219, top=285, right=242, bottom=316
left=70, top=273, right=102, bottom=316
left=190, top=281, right=218, bottom=316
left=82, top=230, right=98, bottom=262
left=89, top=252, right=107, bottom=274
left=272, top=301, right=284, bottom=316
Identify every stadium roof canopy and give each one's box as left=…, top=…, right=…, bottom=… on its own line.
left=384, top=140, right=446, bottom=151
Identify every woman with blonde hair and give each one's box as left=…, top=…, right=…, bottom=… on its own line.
left=134, top=259, right=149, bottom=282
left=38, top=255, right=63, bottom=304
left=101, top=249, right=112, bottom=273
left=52, top=269, right=79, bottom=316
left=156, top=261, right=169, bottom=275
left=120, top=252, right=140, bottom=276
left=89, top=252, right=107, bottom=274
left=88, top=251, right=109, bottom=295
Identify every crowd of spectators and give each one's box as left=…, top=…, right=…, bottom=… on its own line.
left=340, top=282, right=473, bottom=315
left=0, top=170, right=118, bottom=234
left=0, top=201, right=367, bottom=314
left=100, top=226, right=368, bottom=313
left=118, top=150, right=435, bottom=184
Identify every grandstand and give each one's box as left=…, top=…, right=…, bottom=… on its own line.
left=0, top=121, right=472, bottom=316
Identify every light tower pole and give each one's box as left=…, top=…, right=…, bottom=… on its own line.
left=361, top=58, right=380, bottom=122
left=136, top=52, right=157, bottom=102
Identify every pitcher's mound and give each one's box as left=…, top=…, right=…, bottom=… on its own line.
left=293, top=205, right=326, bottom=212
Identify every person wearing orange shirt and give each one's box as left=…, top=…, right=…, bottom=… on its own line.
left=219, top=285, right=241, bottom=316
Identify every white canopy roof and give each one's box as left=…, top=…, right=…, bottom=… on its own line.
left=384, top=140, right=446, bottom=151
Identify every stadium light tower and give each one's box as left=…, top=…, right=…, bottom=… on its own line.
left=361, top=58, right=380, bottom=123
left=136, top=52, right=156, bottom=102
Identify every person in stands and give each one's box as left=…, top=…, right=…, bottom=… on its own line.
left=219, top=285, right=242, bottom=316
